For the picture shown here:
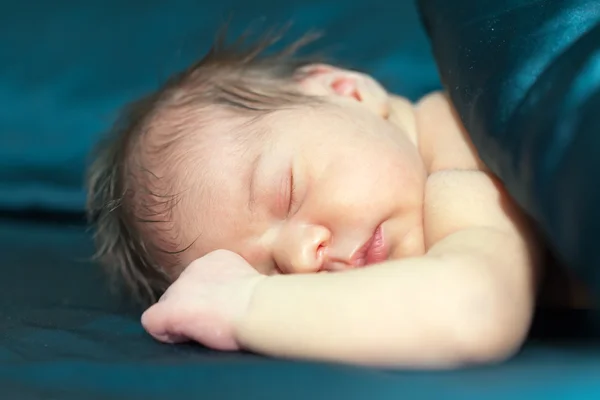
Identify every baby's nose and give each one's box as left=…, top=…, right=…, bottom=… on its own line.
left=288, top=243, right=327, bottom=274
left=275, top=224, right=330, bottom=274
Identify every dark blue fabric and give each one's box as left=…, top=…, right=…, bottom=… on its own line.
left=417, top=0, right=600, bottom=297
left=0, top=0, right=439, bottom=212
left=2, top=221, right=600, bottom=399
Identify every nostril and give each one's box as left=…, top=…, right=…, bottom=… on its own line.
left=315, top=243, right=329, bottom=271
left=317, top=243, right=327, bottom=259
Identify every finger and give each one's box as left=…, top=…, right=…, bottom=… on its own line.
left=141, top=302, right=188, bottom=344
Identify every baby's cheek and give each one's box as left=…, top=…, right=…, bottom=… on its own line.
left=238, top=243, right=274, bottom=275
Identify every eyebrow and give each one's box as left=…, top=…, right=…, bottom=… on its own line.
left=247, top=151, right=262, bottom=214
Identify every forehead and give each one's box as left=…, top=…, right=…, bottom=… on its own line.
left=163, top=111, right=267, bottom=263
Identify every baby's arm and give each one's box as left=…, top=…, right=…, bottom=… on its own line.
left=235, top=170, right=540, bottom=368
left=143, top=92, right=540, bottom=368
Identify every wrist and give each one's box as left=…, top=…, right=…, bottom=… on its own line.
left=232, top=274, right=271, bottom=348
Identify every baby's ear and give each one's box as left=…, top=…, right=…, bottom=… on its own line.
left=296, top=64, right=391, bottom=118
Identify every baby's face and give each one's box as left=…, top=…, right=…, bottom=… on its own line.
left=167, top=83, right=428, bottom=276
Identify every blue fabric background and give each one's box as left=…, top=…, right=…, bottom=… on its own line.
left=0, top=0, right=439, bottom=212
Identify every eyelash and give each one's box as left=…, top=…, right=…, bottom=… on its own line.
left=287, top=170, right=297, bottom=215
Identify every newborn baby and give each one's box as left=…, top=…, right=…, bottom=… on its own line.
left=87, top=33, right=542, bottom=368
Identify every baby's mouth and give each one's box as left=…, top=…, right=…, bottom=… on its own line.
left=353, top=225, right=388, bottom=267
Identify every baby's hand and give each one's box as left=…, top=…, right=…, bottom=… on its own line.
left=141, top=249, right=265, bottom=351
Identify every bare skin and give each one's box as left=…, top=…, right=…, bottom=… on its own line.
left=141, top=65, right=544, bottom=368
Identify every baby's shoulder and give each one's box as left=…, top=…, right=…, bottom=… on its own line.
left=423, top=168, right=523, bottom=251
left=415, top=92, right=486, bottom=174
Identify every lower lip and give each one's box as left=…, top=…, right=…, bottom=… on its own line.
left=365, top=225, right=388, bottom=265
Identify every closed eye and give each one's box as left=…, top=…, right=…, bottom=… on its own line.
left=287, top=168, right=297, bottom=216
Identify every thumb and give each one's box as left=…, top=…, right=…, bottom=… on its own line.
left=141, top=301, right=188, bottom=344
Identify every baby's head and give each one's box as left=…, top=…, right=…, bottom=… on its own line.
left=87, top=31, right=428, bottom=305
